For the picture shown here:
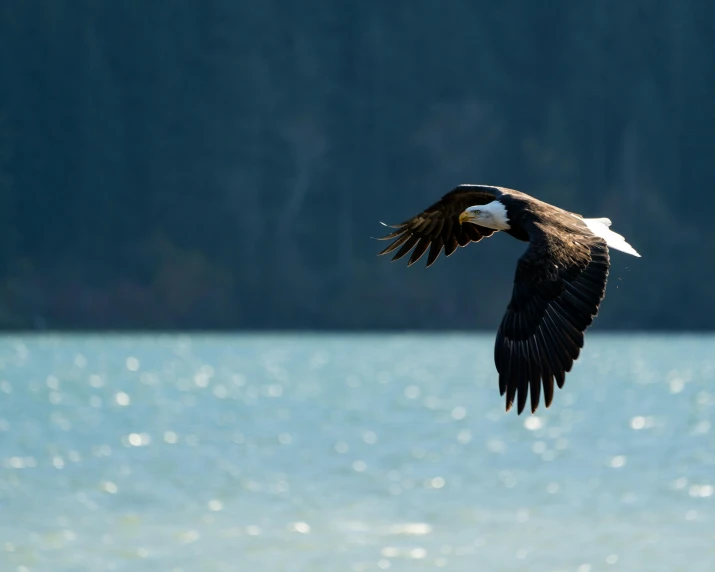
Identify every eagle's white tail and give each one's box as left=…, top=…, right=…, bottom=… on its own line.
left=583, top=217, right=641, bottom=257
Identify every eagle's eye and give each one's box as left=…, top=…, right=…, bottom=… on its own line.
left=474, top=210, right=481, bottom=215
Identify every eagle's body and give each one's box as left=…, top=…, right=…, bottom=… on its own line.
left=377, top=184, right=640, bottom=415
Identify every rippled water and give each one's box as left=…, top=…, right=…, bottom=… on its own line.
left=0, top=333, right=713, bottom=571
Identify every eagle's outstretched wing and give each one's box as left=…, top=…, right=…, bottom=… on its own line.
left=376, top=185, right=503, bottom=267
left=495, top=227, right=610, bottom=415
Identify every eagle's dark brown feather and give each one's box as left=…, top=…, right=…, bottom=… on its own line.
left=376, top=185, right=503, bottom=267
left=493, top=217, right=610, bottom=414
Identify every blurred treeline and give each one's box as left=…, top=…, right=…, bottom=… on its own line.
left=0, top=1, right=713, bottom=330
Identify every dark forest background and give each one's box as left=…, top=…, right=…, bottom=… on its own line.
left=0, top=1, right=714, bottom=330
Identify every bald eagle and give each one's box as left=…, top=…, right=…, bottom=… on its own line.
left=377, top=184, right=640, bottom=415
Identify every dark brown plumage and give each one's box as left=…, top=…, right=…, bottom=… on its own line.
left=377, top=184, right=638, bottom=415
left=377, top=186, right=500, bottom=267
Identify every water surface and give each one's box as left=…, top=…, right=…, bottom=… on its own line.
left=0, top=334, right=713, bottom=571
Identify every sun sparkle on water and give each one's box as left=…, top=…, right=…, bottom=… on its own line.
left=0, top=334, right=713, bottom=571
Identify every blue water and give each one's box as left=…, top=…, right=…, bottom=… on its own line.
left=0, top=334, right=713, bottom=571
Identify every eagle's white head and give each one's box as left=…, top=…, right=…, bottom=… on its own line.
left=459, top=200, right=511, bottom=230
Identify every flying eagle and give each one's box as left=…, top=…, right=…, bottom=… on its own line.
left=377, top=184, right=640, bottom=415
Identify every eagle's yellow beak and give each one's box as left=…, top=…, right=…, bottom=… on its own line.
left=459, top=211, right=470, bottom=225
